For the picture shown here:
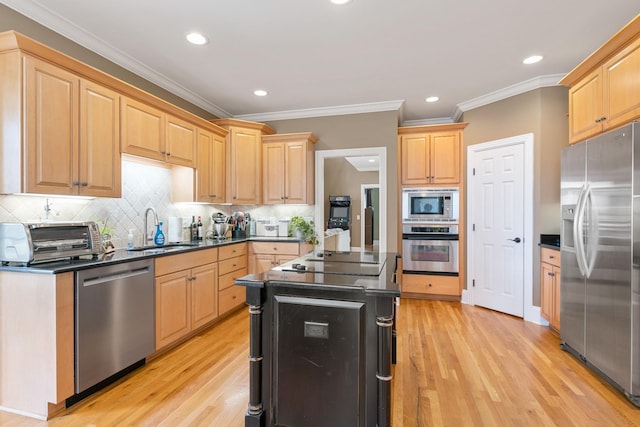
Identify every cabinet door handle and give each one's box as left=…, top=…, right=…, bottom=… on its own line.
left=73, top=181, right=80, bottom=186
left=549, top=255, right=555, bottom=259
left=81, top=182, right=88, bottom=187
left=547, top=272, right=555, bottom=277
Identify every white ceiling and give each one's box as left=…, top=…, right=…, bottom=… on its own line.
left=3, top=0, right=639, bottom=125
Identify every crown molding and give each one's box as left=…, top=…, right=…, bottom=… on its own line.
left=2, top=0, right=568, bottom=124
left=401, top=116, right=455, bottom=127
left=235, top=100, right=405, bottom=122
left=1, top=0, right=231, bottom=118
left=457, top=74, right=566, bottom=113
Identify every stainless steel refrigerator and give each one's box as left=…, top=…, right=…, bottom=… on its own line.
left=560, top=122, right=640, bottom=406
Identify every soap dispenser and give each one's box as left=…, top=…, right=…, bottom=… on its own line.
left=127, top=229, right=135, bottom=250
left=154, top=221, right=165, bottom=246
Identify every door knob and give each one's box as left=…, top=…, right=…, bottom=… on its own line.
left=508, top=237, right=522, bottom=243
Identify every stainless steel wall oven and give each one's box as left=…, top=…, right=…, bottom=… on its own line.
left=402, top=224, right=459, bottom=275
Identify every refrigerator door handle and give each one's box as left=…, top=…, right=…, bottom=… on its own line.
left=574, top=183, right=589, bottom=277
left=583, top=184, right=597, bottom=278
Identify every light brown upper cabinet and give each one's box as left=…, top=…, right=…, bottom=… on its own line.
left=0, top=52, right=121, bottom=197
left=196, top=128, right=227, bottom=203
left=0, top=30, right=228, bottom=197
left=398, top=123, right=467, bottom=186
left=262, top=133, right=318, bottom=204
left=211, top=119, right=275, bottom=204
left=561, top=16, right=640, bottom=144
left=122, top=98, right=196, bottom=167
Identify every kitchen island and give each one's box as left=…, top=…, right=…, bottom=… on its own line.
left=235, top=251, right=400, bottom=427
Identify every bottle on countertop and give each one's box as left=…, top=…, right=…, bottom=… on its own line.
left=190, top=216, right=197, bottom=241
left=154, top=221, right=165, bottom=246
left=127, top=229, right=135, bottom=250
left=197, top=216, right=203, bottom=241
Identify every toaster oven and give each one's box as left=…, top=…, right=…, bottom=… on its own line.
left=0, top=221, right=103, bottom=265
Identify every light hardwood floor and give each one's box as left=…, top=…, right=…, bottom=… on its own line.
left=1, top=299, right=639, bottom=426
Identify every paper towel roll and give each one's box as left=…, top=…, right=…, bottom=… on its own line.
left=167, top=217, right=183, bottom=243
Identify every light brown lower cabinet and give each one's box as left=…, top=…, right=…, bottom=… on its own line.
left=248, top=241, right=307, bottom=275
left=0, top=271, right=74, bottom=419
left=155, top=248, right=219, bottom=350
left=540, top=247, right=561, bottom=332
left=218, top=242, right=248, bottom=315
left=401, top=273, right=460, bottom=297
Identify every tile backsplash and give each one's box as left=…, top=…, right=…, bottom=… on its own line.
left=0, top=158, right=314, bottom=248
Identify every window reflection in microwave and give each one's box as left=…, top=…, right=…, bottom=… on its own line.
left=411, top=244, right=450, bottom=262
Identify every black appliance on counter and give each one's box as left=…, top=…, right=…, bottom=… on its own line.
left=328, top=195, right=351, bottom=229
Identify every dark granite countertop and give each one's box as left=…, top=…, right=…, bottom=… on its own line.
left=236, top=251, right=401, bottom=296
left=539, top=234, right=560, bottom=250
left=0, top=236, right=306, bottom=274
left=539, top=243, right=561, bottom=250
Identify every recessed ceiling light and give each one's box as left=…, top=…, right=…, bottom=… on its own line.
left=368, top=159, right=376, bottom=163
left=254, top=89, right=268, bottom=97
left=426, top=96, right=439, bottom=103
left=523, top=55, right=543, bottom=65
left=331, top=0, right=352, bottom=4
left=186, top=32, right=208, bottom=45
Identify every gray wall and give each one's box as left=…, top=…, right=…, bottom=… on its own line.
left=265, top=111, right=400, bottom=251
left=462, top=86, right=569, bottom=305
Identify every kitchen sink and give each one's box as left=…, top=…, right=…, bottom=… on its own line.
left=128, top=243, right=200, bottom=254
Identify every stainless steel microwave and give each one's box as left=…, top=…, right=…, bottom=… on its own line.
left=402, top=188, right=459, bottom=223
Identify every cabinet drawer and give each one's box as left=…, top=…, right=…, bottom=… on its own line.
left=219, top=243, right=247, bottom=260
left=219, top=255, right=247, bottom=276
left=250, top=241, right=300, bottom=256
left=219, top=285, right=246, bottom=314
left=155, top=248, right=218, bottom=277
left=218, top=267, right=248, bottom=290
left=402, top=274, right=460, bottom=296
left=541, top=247, right=560, bottom=267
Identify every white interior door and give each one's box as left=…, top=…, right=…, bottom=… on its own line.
left=469, top=141, right=525, bottom=317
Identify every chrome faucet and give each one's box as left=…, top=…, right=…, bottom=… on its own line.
left=143, top=207, right=159, bottom=245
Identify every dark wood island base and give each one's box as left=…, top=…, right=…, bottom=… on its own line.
left=236, top=252, right=400, bottom=427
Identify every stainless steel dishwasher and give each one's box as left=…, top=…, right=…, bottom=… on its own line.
left=75, top=259, right=155, bottom=394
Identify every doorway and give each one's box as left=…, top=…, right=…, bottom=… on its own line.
left=466, top=134, right=534, bottom=320
left=315, top=148, right=387, bottom=253
left=361, top=184, right=379, bottom=251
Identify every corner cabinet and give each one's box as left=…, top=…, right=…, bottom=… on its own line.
left=561, top=17, right=640, bottom=144
left=262, top=132, right=318, bottom=204
left=398, top=123, right=467, bottom=186
left=248, top=241, right=310, bottom=274
left=540, top=247, right=561, bottom=332
left=211, top=119, right=276, bottom=204
left=0, top=52, right=121, bottom=196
